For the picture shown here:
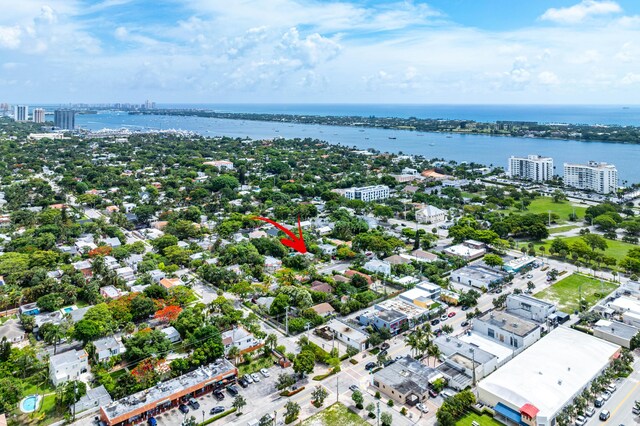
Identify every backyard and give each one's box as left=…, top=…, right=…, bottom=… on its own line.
left=301, top=402, right=368, bottom=426
left=534, top=273, right=618, bottom=313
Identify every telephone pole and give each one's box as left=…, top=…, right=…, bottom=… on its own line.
left=285, top=306, right=289, bottom=336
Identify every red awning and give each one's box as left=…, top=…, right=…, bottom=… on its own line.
left=520, top=403, right=539, bottom=418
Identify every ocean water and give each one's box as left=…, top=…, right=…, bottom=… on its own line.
left=75, top=108, right=640, bottom=184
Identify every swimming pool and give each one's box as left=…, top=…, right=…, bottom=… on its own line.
left=19, top=395, right=40, bottom=413
left=62, top=307, right=73, bottom=313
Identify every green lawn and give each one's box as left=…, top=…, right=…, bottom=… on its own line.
left=534, top=273, right=617, bottom=313
left=534, top=235, right=637, bottom=263
left=238, top=355, right=276, bottom=376
left=456, top=412, right=503, bottom=426
left=513, top=197, right=587, bottom=223
left=301, top=403, right=368, bottom=426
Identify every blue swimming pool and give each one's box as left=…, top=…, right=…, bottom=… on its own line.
left=62, top=307, right=73, bottom=313
left=20, top=395, right=40, bottom=413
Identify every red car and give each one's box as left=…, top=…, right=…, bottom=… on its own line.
left=447, top=312, right=456, bottom=318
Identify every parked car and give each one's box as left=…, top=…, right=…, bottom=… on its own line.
left=633, top=401, right=640, bottom=415
left=599, top=410, right=610, bottom=421
left=448, top=312, right=456, bottom=318
left=379, top=349, right=388, bottom=357
left=606, top=383, right=616, bottom=393
left=365, top=362, right=377, bottom=370
left=428, top=389, right=439, bottom=398
left=526, top=274, right=533, bottom=279
left=461, top=305, right=469, bottom=311
left=602, top=391, right=612, bottom=401
left=251, top=373, right=261, bottom=382
left=434, top=328, right=442, bottom=337
left=349, top=385, right=359, bottom=392
left=227, top=385, right=239, bottom=396
left=585, top=406, right=596, bottom=417
left=461, top=321, right=470, bottom=327
left=440, top=314, right=448, bottom=321
left=210, top=406, right=225, bottom=415
left=238, top=377, right=248, bottom=388
left=416, top=403, right=429, bottom=413
left=243, top=375, right=253, bottom=384
left=575, top=415, right=586, bottom=426
left=188, top=398, right=200, bottom=409
left=213, top=390, right=225, bottom=401
left=260, top=368, right=270, bottom=378
left=430, top=319, right=440, bottom=326
left=594, top=397, right=604, bottom=407
left=178, top=404, right=189, bottom=414
left=381, top=343, right=390, bottom=350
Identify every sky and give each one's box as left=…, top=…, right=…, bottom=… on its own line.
left=2, top=0, right=640, bottom=104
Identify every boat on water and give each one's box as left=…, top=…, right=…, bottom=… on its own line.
left=429, top=143, right=435, bottom=146
left=388, top=137, right=397, bottom=140
left=446, top=136, right=452, bottom=138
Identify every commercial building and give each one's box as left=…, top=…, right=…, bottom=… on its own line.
left=324, top=319, right=369, bottom=351
left=505, top=294, right=556, bottom=323
left=607, top=295, right=640, bottom=316
left=14, top=105, right=28, bottom=121
left=54, top=109, right=76, bottom=130
left=344, top=185, right=390, bottom=202
left=508, top=155, right=553, bottom=182
left=450, top=265, right=506, bottom=289
left=100, top=360, right=237, bottom=425
left=203, top=160, right=234, bottom=170
left=502, top=256, right=536, bottom=273
left=477, top=326, right=620, bottom=426
left=372, top=356, right=441, bottom=405
left=472, top=311, right=541, bottom=353
left=563, top=161, right=618, bottom=194
left=592, top=319, right=638, bottom=348
left=434, top=335, right=498, bottom=390
left=49, top=349, right=89, bottom=386
left=444, top=240, right=486, bottom=260
left=32, top=108, right=45, bottom=123
left=375, top=299, right=429, bottom=327
left=415, top=205, right=447, bottom=224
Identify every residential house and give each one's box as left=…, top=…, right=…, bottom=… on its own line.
left=264, top=256, right=282, bottom=273
left=310, top=303, right=335, bottom=318
left=345, top=270, right=372, bottom=285
left=73, top=260, right=94, bottom=278
left=221, top=327, right=263, bottom=355
left=324, top=319, right=369, bottom=351
left=73, top=385, right=112, bottom=414
left=159, top=277, right=183, bottom=290
left=93, top=336, right=125, bottom=363
left=100, top=285, right=124, bottom=300
left=160, top=326, right=181, bottom=343
left=318, top=244, right=337, bottom=256
left=363, top=259, right=391, bottom=276
left=19, top=302, right=40, bottom=316
left=0, top=319, right=25, bottom=344
left=49, top=349, right=89, bottom=386
left=310, top=281, right=333, bottom=294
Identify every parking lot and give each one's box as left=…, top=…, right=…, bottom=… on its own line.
left=155, top=365, right=286, bottom=426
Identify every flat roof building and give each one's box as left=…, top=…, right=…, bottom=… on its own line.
left=508, top=155, right=553, bottom=182
left=373, top=355, right=441, bottom=406
left=564, top=161, right=618, bottom=194
left=344, top=185, right=390, bottom=202
left=444, top=241, right=487, bottom=261
left=434, top=335, right=498, bottom=390
left=477, top=326, right=620, bottom=426
left=451, top=265, right=506, bottom=289
left=100, top=360, right=237, bottom=425
left=505, top=293, right=556, bottom=323
left=324, top=319, right=369, bottom=351
left=592, top=319, right=639, bottom=349
left=472, top=310, right=541, bottom=354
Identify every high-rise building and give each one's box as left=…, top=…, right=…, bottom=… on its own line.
left=54, top=110, right=76, bottom=130
left=563, top=161, right=618, bottom=194
left=344, top=185, right=390, bottom=202
left=508, top=155, right=554, bottom=182
left=14, top=105, right=28, bottom=121
left=32, top=108, right=45, bottom=123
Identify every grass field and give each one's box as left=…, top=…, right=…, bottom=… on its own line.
left=548, top=225, right=580, bottom=234
left=301, top=403, right=368, bottom=426
left=534, top=235, right=637, bottom=263
left=534, top=273, right=617, bottom=313
left=456, top=412, right=503, bottom=426
left=512, top=197, right=587, bottom=223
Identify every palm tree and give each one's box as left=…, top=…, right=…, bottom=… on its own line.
left=33, top=367, right=49, bottom=413
left=404, top=332, right=420, bottom=358
left=227, top=346, right=241, bottom=366
left=265, top=333, right=278, bottom=351
left=426, top=344, right=441, bottom=367
left=296, top=335, right=309, bottom=350
left=233, top=395, right=247, bottom=414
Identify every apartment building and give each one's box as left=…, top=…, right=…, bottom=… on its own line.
left=563, top=161, right=618, bottom=194
left=508, top=155, right=553, bottom=182
left=344, top=185, right=390, bottom=202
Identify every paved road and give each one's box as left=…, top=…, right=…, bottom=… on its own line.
left=584, top=355, right=640, bottom=426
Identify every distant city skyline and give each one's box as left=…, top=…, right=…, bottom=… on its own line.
left=2, top=0, right=640, bottom=104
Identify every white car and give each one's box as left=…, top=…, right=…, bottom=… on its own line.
left=243, top=375, right=253, bottom=384
left=602, top=391, right=611, bottom=401
left=574, top=415, right=586, bottom=426
left=251, top=373, right=261, bottom=382
left=440, top=314, right=448, bottom=321
left=260, top=368, right=270, bottom=378
left=416, top=403, right=429, bottom=413
left=584, top=406, right=595, bottom=417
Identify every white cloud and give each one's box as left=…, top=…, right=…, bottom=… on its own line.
left=620, top=72, right=640, bottom=85
left=0, top=26, right=22, bottom=49
left=540, top=0, right=622, bottom=24
left=279, top=27, right=342, bottom=68
left=538, top=71, right=560, bottom=85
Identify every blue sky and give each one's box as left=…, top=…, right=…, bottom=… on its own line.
left=2, top=0, right=640, bottom=103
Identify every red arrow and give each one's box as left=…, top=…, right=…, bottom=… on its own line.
left=252, top=216, right=307, bottom=254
